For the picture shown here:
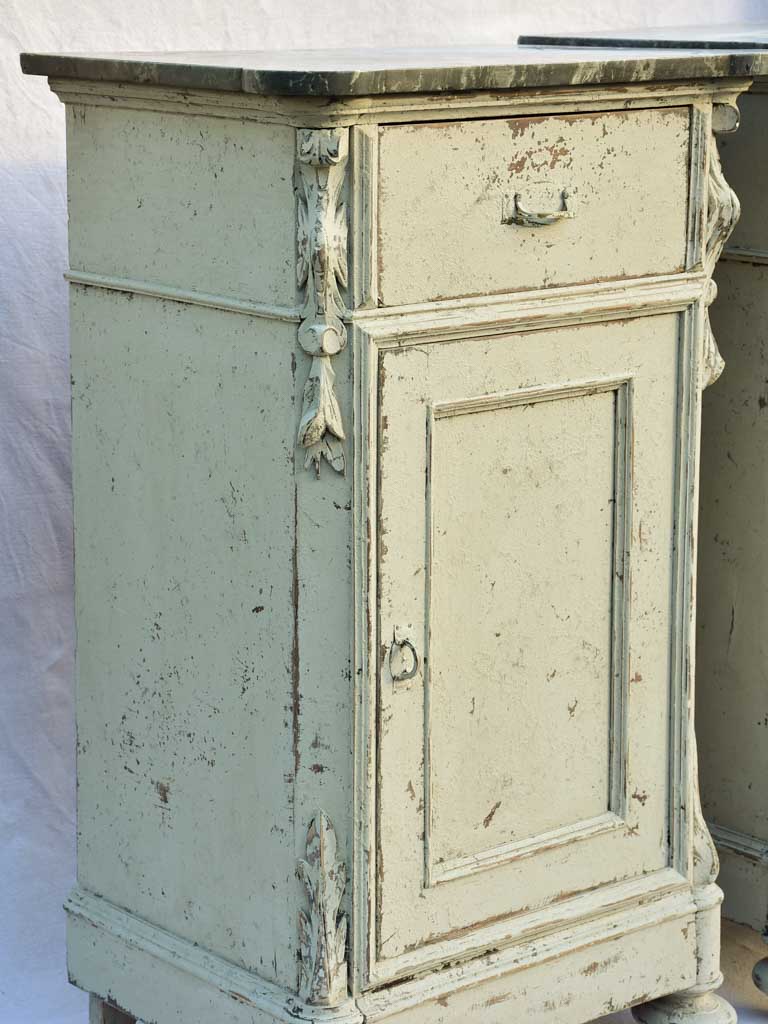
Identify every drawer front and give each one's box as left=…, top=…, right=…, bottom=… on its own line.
left=370, top=312, right=688, bottom=982
left=377, top=107, right=690, bottom=305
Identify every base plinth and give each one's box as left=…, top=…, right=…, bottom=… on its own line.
left=631, top=991, right=736, bottom=1024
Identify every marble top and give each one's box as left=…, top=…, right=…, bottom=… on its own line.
left=520, top=24, right=768, bottom=50
left=19, top=45, right=768, bottom=97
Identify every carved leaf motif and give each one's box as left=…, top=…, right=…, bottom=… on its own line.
left=297, top=812, right=348, bottom=1006
left=294, top=128, right=349, bottom=475
left=691, top=734, right=720, bottom=887
left=700, top=135, right=741, bottom=390
left=298, top=356, right=346, bottom=477
left=297, top=199, right=310, bottom=290
left=702, top=318, right=725, bottom=389
left=705, top=142, right=741, bottom=275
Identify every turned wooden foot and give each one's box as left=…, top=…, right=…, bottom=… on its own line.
left=89, top=994, right=136, bottom=1024
left=631, top=990, right=736, bottom=1023
left=754, top=955, right=768, bottom=995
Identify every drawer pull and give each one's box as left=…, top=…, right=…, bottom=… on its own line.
left=389, top=629, right=420, bottom=685
left=502, top=189, right=574, bottom=227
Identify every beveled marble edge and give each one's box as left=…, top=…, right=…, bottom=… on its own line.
left=18, top=45, right=768, bottom=97
left=520, top=24, right=768, bottom=50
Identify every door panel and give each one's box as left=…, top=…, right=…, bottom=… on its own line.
left=374, top=314, right=679, bottom=970
left=427, top=382, right=623, bottom=881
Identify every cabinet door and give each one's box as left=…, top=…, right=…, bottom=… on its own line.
left=371, top=312, right=685, bottom=981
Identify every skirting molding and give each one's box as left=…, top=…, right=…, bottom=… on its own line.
left=66, top=881, right=697, bottom=1024
left=65, top=888, right=363, bottom=1024
left=709, top=824, right=768, bottom=932
left=720, top=246, right=768, bottom=266
left=711, top=823, right=768, bottom=864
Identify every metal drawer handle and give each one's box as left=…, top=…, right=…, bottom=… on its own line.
left=502, top=189, right=574, bottom=227
left=389, top=628, right=419, bottom=684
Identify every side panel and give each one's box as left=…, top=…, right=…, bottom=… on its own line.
left=698, top=257, right=768, bottom=902
left=716, top=91, right=768, bottom=254
left=66, top=105, right=297, bottom=304
left=71, top=286, right=298, bottom=985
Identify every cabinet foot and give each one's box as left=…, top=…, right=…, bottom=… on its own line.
left=631, top=991, right=736, bottom=1023
left=89, top=994, right=136, bottom=1024
left=754, top=956, right=768, bottom=996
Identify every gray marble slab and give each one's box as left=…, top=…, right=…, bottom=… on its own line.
left=18, top=45, right=768, bottom=97
left=520, top=24, right=768, bottom=50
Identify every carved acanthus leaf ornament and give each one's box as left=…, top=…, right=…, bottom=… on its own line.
left=701, top=117, right=741, bottom=389
left=295, top=128, right=349, bottom=476
left=297, top=811, right=348, bottom=1006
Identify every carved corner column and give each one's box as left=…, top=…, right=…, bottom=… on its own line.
left=699, top=107, right=741, bottom=389
left=297, top=812, right=349, bottom=1007
left=632, top=104, right=741, bottom=1024
left=294, top=128, right=350, bottom=477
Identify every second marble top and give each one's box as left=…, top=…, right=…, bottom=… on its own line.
left=519, top=24, right=768, bottom=50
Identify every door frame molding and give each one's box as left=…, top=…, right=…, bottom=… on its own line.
left=351, top=277, right=704, bottom=990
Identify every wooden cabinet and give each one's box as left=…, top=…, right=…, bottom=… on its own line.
left=21, top=45, right=758, bottom=1024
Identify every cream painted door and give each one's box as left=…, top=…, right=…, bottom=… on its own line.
left=373, top=312, right=684, bottom=980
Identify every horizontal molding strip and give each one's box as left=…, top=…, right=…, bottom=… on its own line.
left=65, top=888, right=363, bottom=1024
left=50, top=78, right=743, bottom=129
left=710, top=822, right=768, bottom=864
left=66, top=270, right=302, bottom=322
left=720, top=246, right=768, bottom=266
left=355, top=274, right=705, bottom=346
left=67, top=270, right=704, bottom=332
left=367, top=866, right=689, bottom=989
left=362, top=878, right=695, bottom=1016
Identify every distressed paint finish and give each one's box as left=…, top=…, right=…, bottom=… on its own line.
left=373, top=313, right=678, bottom=967
left=628, top=108, right=742, bottom=1024
left=21, top=47, right=752, bottom=1024
left=696, top=87, right=768, bottom=995
left=377, top=107, right=690, bottom=305
left=69, top=286, right=301, bottom=987
left=65, top=104, right=297, bottom=304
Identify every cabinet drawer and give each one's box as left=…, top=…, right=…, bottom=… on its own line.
left=377, top=107, right=690, bottom=305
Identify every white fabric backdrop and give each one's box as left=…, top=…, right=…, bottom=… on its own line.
left=1, top=2, right=764, bottom=1021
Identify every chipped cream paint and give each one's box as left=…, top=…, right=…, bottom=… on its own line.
left=376, top=108, right=691, bottom=305
left=28, top=56, right=749, bottom=1024
left=695, top=86, right=768, bottom=999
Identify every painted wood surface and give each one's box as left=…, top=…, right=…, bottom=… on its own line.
left=696, top=88, right=768, bottom=991
left=377, top=108, right=690, bottom=305
left=373, top=316, right=676, bottom=967
left=41, top=65, right=750, bottom=1024
left=66, top=104, right=297, bottom=304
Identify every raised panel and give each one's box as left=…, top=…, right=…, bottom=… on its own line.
left=426, top=380, right=631, bottom=884
left=370, top=312, right=683, bottom=979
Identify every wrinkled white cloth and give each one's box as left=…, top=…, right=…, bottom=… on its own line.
left=1, top=1, right=765, bottom=1021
